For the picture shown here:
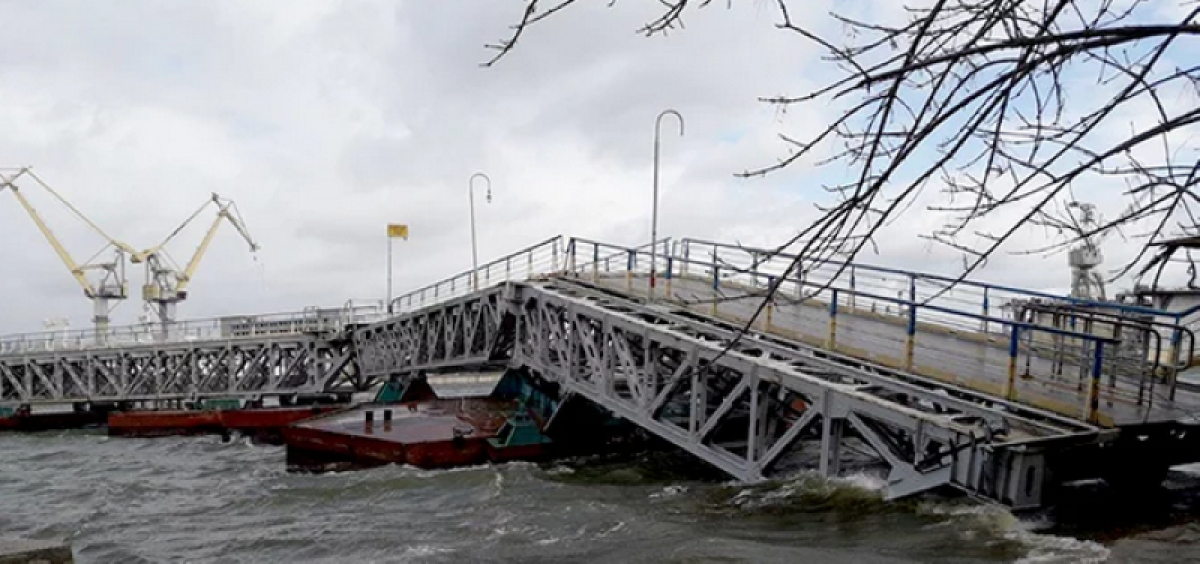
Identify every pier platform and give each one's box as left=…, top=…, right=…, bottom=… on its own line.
left=0, top=539, right=72, bottom=564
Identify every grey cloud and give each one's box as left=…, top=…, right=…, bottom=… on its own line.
left=0, top=0, right=1147, bottom=335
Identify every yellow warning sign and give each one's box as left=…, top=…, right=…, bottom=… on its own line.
left=387, top=224, right=409, bottom=239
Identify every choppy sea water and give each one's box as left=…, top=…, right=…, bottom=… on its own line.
left=1, top=430, right=1199, bottom=563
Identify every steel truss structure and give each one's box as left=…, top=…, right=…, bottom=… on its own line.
left=352, top=275, right=1101, bottom=507
left=354, top=286, right=510, bottom=379
left=0, top=334, right=362, bottom=404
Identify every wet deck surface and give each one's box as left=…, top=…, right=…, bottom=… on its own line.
left=582, top=273, right=1200, bottom=427
left=292, top=398, right=515, bottom=443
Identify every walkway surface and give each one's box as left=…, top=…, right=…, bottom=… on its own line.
left=588, top=272, right=1200, bottom=428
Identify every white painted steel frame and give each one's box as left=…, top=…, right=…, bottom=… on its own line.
left=0, top=335, right=361, bottom=403
left=349, top=274, right=1099, bottom=507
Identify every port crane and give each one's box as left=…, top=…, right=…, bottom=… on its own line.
left=1066, top=201, right=1113, bottom=301
left=131, top=193, right=259, bottom=334
left=0, top=167, right=137, bottom=336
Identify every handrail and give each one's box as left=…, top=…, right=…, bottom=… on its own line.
left=396, top=235, right=563, bottom=301
left=570, top=239, right=1120, bottom=344
left=568, top=237, right=669, bottom=271
left=1014, top=300, right=1195, bottom=366
left=568, top=237, right=1164, bottom=423
left=0, top=304, right=380, bottom=355
left=389, top=235, right=565, bottom=313
left=680, top=237, right=1198, bottom=322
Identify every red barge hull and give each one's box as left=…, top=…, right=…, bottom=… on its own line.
left=108, top=406, right=344, bottom=443
left=283, top=398, right=550, bottom=472
left=0, top=410, right=109, bottom=431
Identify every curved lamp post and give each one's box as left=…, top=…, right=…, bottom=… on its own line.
left=650, top=109, right=684, bottom=301
left=469, top=172, right=492, bottom=291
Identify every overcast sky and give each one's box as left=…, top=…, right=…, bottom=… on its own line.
left=0, top=1, right=1189, bottom=334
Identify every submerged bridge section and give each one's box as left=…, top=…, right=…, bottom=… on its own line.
left=0, top=305, right=384, bottom=404
left=353, top=235, right=1200, bottom=508
left=6, top=231, right=1199, bottom=508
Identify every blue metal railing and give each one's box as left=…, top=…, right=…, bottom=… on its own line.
left=677, top=237, right=1195, bottom=371
left=565, top=237, right=1178, bottom=425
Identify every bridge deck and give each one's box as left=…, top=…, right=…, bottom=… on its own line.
left=589, top=272, right=1200, bottom=428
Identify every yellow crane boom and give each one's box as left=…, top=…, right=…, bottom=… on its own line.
left=135, top=192, right=259, bottom=331
left=178, top=194, right=259, bottom=293
left=0, top=169, right=94, bottom=297
left=0, top=167, right=131, bottom=334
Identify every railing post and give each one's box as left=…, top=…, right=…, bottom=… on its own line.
left=527, top=251, right=533, bottom=278
left=593, top=244, right=600, bottom=282
left=981, top=287, right=991, bottom=334
left=905, top=302, right=917, bottom=371
left=827, top=289, right=839, bottom=350
left=681, top=240, right=690, bottom=277
left=711, top=264, right=720, bottom=316
left=506, top=256, right=512, bottom=280
left=552, top=241, right=560, bottom=273
left=627, top=250, right=635, bottom=292
left=749, top=251, right=759, bottom=289
left=764, top=276, right=775, bottom=332
left=796, top=263, right=804, bottom=300
left=1006, top=326, right=1021, bottom=400
left=568, top=239, right=576, bottom=273
left=849, top=266, right=857, bottom=310
left=665, top=256, right=674, bottom=299
left=1087, top=341, right=1105, bottom=424
left=1170, top=324, right=1183, bottom=400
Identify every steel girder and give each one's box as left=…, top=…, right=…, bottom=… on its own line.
left=353, top=286, right=509, bottom=379
left=0, top=335, right=360, bottom=403
left=336, top=276, right=1103, bottom=507
left=508, top=279, right=1100, bottom=508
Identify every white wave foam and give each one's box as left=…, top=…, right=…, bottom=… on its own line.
left=1010, top=530, right=1110, bottom=564
left=920, top=501, right=1109, bottom=563
left=649, top=484, right=688, bottom=499
left=401, top=544, right=455, bottom=558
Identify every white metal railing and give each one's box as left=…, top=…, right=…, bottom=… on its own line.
left=0, top=302, right=387, bottom=355
left=389, top=235, right=565, bottom=314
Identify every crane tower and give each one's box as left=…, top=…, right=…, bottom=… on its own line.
left=1067, top=201, right=1107, bottom=300
left=131, top=193, right=259, bottom=336
left=0, top=167, right=137, bottom=337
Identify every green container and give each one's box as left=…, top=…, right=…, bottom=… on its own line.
left=200, top=399, right=242, bottom=410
